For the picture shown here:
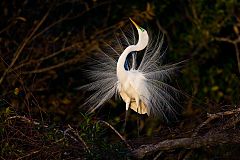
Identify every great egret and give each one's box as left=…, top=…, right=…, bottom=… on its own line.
left=79, top=18, right=182, bottom=119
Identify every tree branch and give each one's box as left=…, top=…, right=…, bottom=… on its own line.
left=215, top=36, right=240, bottom=74
left=0, top=9, right=50, bottom=85
left=192, top=107, right=240, bottom=137
left=131, top=130, right=240, bottom=159
left=131, top=107, right=240, bottom=159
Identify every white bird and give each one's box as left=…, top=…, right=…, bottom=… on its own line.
left=79, top=18, right=182, bottom=119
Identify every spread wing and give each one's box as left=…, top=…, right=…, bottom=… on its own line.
left=77, top=49, right=118, bottom=113
left=137, top=33, right=184, bottom=119
left=78, top=24, right=138, bottom=113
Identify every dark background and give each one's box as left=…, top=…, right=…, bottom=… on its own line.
left=0, top=0, right=240, bottom=159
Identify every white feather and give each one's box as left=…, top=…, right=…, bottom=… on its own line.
left=79, top=21, right=182, bottom=119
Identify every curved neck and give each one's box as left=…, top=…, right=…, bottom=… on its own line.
left=117, top=45, right=136, bottom=82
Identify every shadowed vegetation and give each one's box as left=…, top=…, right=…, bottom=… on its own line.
left=0, top=0, right=240, bottom=159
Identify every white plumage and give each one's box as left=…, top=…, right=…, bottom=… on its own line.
left=79, top=18, right=182, bottom=119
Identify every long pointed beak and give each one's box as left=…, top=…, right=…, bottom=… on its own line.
left=129, top=18, right=140, bottom=29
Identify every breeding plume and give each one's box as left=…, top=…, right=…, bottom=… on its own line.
left=79, top=18, right=182, bottom=119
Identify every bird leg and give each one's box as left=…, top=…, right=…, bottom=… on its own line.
left=125, top=98, right=130, bottom=111
left=136, top=98, right=140, bottom=136
left=136, top=97, right=141, bottom=113
left=124, top=98, right=130, bottom=135
left=123, top=107, right=129, bottom=135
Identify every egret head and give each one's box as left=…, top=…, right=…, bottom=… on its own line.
left=129, top=18, right=149, bottom=51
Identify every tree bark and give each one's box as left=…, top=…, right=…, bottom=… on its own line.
left=131, top=130, right=240, bottom=159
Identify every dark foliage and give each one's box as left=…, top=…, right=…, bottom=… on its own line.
left=0, top=0, right=240, bottom=159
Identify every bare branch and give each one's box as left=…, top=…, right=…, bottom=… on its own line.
left=192, top=107, right=240, bottom=137
left=65, top=124, right=91, bottom=153
left=98, top=120, right=133, bottom=150
left=0, top=9, right=51, bottom=85
left=20, top=55, right=83, bottom=74
left=131, top=131, right=240, bottom=159
left=6, top=115, right=48, bottom=128
left=131, top=107, right=240, bottom=159
left=16, top=150, right=40, bottom=160
left=215, top=37, right=240, bottom=73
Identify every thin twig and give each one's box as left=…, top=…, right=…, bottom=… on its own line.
left=16, top=150, right=40, bottom=160
left=222, top=114, right=240, bottom=130
left=65, top=124, right=91, bottom=153
left=156, top=19, right=171, bottom=50
left=0, top=21, right=17, bottom=35
left=6, top=115, right=49, bottom=128
left=215, top=37, right=240, bottom=73
left=20, top=55, right=84, bottom=74
left=153, top=151, right=163, bottom=160
left=192, top=107, right=240, bottom=137
left=0, top=9, right=51, bottom=85
left=192, top=116, right=214, bottom=137
left=207, top=107, right=240, bottom=118
left=11, top=36, right=99, bottom=73
left=10, top=42, right=82, bottom=72
left=98, top=120, right=133, bottom=150
left=29, top=14, right=70, bottom=43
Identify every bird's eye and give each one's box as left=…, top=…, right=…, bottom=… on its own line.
left=140, top=27, right=145, bottom=32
